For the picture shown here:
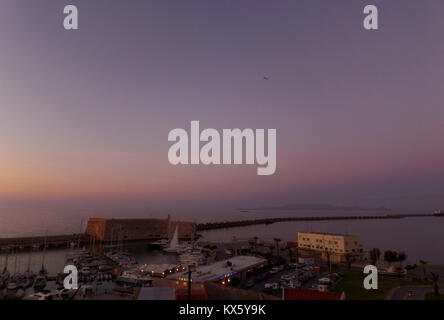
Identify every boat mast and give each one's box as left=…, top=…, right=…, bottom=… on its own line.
left=41, top=230, right=48, bottom=273
left=78, top=218, right=83, bottom=248
left=13, top=246, right=18, bottom=276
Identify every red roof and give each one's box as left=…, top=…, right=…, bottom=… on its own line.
left=175, top=288, right=208, bottom=300
left=283, top=288, right=344, bottom=300
left=286, top=241, right=298, bottom=248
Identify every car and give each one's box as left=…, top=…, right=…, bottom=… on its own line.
left=264, top=282, right=279, bottom=290
left=281, top=274, right=293, bottom=281
left=270, top=267, right=282, bottom=274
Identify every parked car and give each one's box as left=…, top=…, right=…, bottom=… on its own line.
left=264, top=282, right=279, bottom=290
left=270, top=267, right=282, bottom=274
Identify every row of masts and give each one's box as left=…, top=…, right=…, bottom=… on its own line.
left=1, top=240, right=44, bottom=277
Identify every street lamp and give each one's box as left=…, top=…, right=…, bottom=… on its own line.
left=187, top=265, right=195, bottom=300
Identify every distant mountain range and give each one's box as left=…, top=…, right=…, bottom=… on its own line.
left=239, top=204, right=391, bottom=212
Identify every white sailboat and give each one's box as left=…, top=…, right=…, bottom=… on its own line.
left=163, top=225, right=180, bottom=253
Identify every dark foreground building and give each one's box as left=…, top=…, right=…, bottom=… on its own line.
left=85, top=216, right=196, bottom=242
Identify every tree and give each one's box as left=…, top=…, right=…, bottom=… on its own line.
left=286, top=247, right=294, bottom=262
left=397, top=252, right=406, bottom=267
left=384, top=250, right=397, bottom=265
left=266, top=243, right=274, bottom=257
left=369, top=248, right=381, bottom=265
left=344, top=253, right=353, bottom=271
left=419, top=260, right=428, bottom=280
left=325, top=250, right=332, bottom=272
left=430, top=272, right=440, bottom=296
left=253, top=236, right=258, bottom=254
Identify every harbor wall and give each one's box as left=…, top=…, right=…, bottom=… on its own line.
left=0, top=234, right=85, bottom=250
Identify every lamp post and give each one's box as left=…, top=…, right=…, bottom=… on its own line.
left=322, top=234, right=331, bottom=273
left=187, top=265, right=194, bottom=300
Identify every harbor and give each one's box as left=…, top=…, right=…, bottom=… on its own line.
left=1, top=211, right=444, bottom=300
left=0, top=212, right=440, bottom=250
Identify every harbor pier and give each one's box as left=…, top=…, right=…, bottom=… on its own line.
left=0, top=234, right=86, bottom=251
left=196, top=213, right=436, bottom=231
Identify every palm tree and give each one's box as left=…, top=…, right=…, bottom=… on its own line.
left=430, top=272, right=440, bottom=296
left=384, top=250, right=397, bottom=266
left=248, top=239, right=255, bottom=254
left=274, top=238, right=281, bottom=259
left=286, top=247, right=294, bottom=262
left=419, top=260, right=428, bottom=280
left=369, top=248, right=380, bottom=265
left=325, top=250, right=332, bottom=272
left=397, top=252, right=406, bottom=267
left=253, top=236, right=258, bottom=254
left=266, top=243, right=274, bottom=257
left=344, top=253, right=353, bottom=271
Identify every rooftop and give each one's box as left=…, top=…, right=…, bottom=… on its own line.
left=167, top=255, right=267, bottom=282
left=298, top=231, right=358, bottom=237
left=137, top=287, right=175, bottom=300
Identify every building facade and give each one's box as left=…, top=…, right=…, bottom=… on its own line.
left=297, top=232, right=363, bottom=263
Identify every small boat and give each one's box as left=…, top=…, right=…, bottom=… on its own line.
left=5, top=280, right=20, bottom=295
left=163, top=226, right=191, bottom=253
left=39, top=268, right=48, bottom=277
left=147, top=239, right=169, bottom=250
left=80, top=267, right=91, bottom=276
left=0, top=278, right=6, bottom=290
left=33, top=275, right=47, bottom=292
left=434, top=210, right=444, bottom=216
left=1, top=268, right=10, bottom=280
left=116, top=271, right=153, bottom=286
left=24, top=291, right=51, bottom=300
left=3, top=278, right=26, bottom=299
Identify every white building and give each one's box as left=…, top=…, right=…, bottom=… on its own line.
left=298, top=232, right=363, bottom=263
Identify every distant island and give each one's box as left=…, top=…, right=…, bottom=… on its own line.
left=239, top=204, right=391, bottom=212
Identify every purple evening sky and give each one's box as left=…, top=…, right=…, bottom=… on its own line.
left=0, top=0, right=443, bottom=219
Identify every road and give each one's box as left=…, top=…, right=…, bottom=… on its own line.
left=388, top=286, right=444, bottom=300
left=248, top=268, right=322, bottom=295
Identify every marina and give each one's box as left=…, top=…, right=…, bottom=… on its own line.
left=0, top=211, right=443, bottom=300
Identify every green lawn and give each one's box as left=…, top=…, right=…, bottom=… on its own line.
left=425, top=292, right=444, bottom=300
left=331, top=270, right=426, bottom=300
